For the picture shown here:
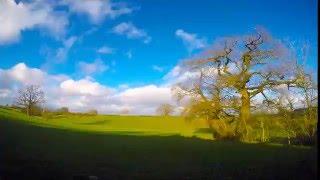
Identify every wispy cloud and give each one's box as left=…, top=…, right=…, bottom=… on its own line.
left=175, top=29, right=207, bottom=52
left=97, top=46, right=115, bottom=54
left=112, top=22, right=151, bottom=43
left=0, top=0, right=135, bottom=44
left=62, top=0, right=133, bottom=23
left=126, top=50, right=133, bottom=59
left=78, top=59, right=109, bottom=76
left=152, top=65, right=164, bottom=72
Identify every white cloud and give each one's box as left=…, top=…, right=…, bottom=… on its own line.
left=112, top=22, right=151, bottom=43
left=1, top=62, right=305, bottom=115
left=119, top=85, right=172, bottom=106
left=5, top=63, right=46, bottom=85
left=78, top=59, right=109, bottom=75
left=114, top=85, right=174, bottom=114
left=164, top=65, right=201, bottom=86
left=0, top=63, right=231, bottom=114
left=0, top=0, right=68, bottom=44
left=97, top=46, right=114, bottom=54
left=60, top=77, right=110, bottom=96
left=175, top=29, right=207, bottom=52
left=152, top=65, right=164, bottom=72
left=118, top=84, right=129, bottom=90
left=0, top=62, right=68, bottom=105
left=0, top=63, right=176, bottom=115
left=63, top=0, right=133, bottom=23
left=0, top=89, right=11, bottom=98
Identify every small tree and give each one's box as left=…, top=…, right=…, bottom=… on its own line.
left=87, top=109, right=98, bottom=115
left=15, top=85, right=45, bottom=116
left=264, top=66, right=318, bottom=145
left=42, top=107, right=54, bottom=120
left=273, top=91, right=298, bottom=145
left=294, top=66, right=318, bottom=142
left=120, top=108, right=130, bottom=115
left=57, top=107, right=69, bottom=114
left=156, top=104, right=174, bottom=116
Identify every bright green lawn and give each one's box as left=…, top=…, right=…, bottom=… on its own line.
left=0, top=107, right=317, bottom=179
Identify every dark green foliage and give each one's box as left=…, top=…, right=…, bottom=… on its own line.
left=55, top=107, right=70, bottom=115
left=25, top=105, right=43, bottom=116
left=86, top=109, right=98, bottom=115
left=248, top=109, right=318, bottom=146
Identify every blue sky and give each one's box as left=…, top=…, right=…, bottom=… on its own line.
left=0, top=0, right=318, bottom=114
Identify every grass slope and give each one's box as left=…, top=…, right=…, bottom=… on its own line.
left=0, top=108, right=317, bottom=179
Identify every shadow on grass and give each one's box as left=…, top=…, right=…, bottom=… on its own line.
left=0, top=118, right=317, bottom=180
left=269, top=137, right=289, bottom=144
left=76, top=119, right=111, bottom=125
left=194, top=128, right=212, bottom=134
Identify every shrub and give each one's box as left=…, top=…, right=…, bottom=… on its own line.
left=21, top=105, right=43, bottom=116
left=292, top=133, right=317, bottom=146
left=87, top=109, right=98, bottom=115
left=209, top=120, right=238, bottom=141
left=56, top=107, right=69, bottom=115
left=42, top=111, right=54, bottom=120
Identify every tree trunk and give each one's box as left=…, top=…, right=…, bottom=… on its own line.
left=237, top=88, right=250, bottom=139
left=261, top=120, right=265, bottom=142
left=27, top=105, right=30, bottom=116
left=206, top=116, right=215, bottom=139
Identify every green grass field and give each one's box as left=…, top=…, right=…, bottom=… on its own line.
left=0, top=107, right=317, bottom=179
left=0, top=107, right=212, bottom=139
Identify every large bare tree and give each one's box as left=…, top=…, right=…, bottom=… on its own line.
left=174, top=29, right=302, bottom=140
left=16, top=85, right=45, bottom=116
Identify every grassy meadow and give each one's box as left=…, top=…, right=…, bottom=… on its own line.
left=0, top=107, right=317, bottom=179
left=0, top=107, right=212, bottom=139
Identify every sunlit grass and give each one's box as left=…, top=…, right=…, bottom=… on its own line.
left=0, top=107, right=299, bottom=142
left=0, top=107, right=212, bottom=139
